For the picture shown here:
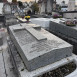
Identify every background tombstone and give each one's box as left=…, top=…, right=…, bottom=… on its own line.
left=3, top=3, right=12, bottom=15
left=3, top=3, right=19, bottom=27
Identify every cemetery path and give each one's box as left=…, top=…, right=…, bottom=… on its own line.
left=0, top=29, right=16, bottom=77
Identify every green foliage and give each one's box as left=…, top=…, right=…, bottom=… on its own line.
left=31, top=3, right=39, bottom=14
left=62, top=0, right=65, bottom=4
left=18, top=1, right=23, bottom=7
left=12, top=0, right=17, bottom=3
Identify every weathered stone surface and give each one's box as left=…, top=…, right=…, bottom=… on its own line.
left=5, top=14, right=19, bottom=26
left=8, top=40, right=77, bottom=77
left=49, top=21, right=77, bottom=40
left=9, top=24, right=73, bottom=71
left=49, top=21, right=77, bottom=54
left=31, top=18, right=50, bottom=30
left=22, top=23, right=41, bottom=30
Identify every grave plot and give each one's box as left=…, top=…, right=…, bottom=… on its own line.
left=3, top=3, right=19, bottom=26
left=9, top=24, right=72, bottom=71
left=4, top=14, right=19, bottom=27
left=5, top=18, right=18, bottom=26
left=8, top=37, right=77, bottom=77
left=49, top=19, right=77, bottom=54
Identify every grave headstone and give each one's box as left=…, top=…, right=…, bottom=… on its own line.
left=3, top=3, right=12, bottom=14
left=0, top=3, right=4, bottom=14
left=9, top=24, right=73, bottom=71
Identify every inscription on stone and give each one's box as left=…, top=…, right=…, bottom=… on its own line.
left=30, top=40, right=63, bottom=53
left=14, top=29, right=63, bottom=53
left=9, top=25, right=72, bottom=71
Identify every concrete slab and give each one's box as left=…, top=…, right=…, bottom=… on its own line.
left=9, top=24, right=73, bottom=71
left=22, top=23, right=41, bottom=30
left=49, top=20, right=77, bottom=40
left=49, top=19, right=77, bottom=54
left=5, top=18, right=19, bottom=26
left=25, top=27, right=47, bottom=40
left=8, top=40, right=77, bottom=77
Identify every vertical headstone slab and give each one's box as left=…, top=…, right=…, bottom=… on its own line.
left=3, top=3, right=12, bottom=14
left=9, top=25, right=73, bottom=71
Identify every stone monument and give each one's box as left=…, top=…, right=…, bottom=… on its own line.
left=9, top=24, right=73, bottom=71
left=68, top=0, right=75, bottom=11
left=3, top=3, right=11, bottom=14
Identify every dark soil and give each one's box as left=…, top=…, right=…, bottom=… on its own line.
left=38, top=62, right=76, bottom=77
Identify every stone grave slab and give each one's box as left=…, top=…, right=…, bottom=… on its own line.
left=49, top=20, right=77, bottom=40
left=9, top=24, right=73, bottom=71
left=22, top=23, right=41, bottom=30
left=8, top=40, right=77, bottom=77
left=49, top=19, right=77, bottom=54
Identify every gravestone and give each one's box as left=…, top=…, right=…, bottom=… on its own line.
left=9, top=24, right=73, bottom=71
left=3, top=3, right=19, bottom=27
left=3, top=3, right=12, bottom=14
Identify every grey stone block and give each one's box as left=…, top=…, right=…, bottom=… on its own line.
left=8, top=40, right=76, bottom=77
left=9, top=24, right=73, bottom=71
left=55, top=47, right=73, bottom=61
left=49, top=21, right=77, bottom=40
left=25, top=27, right=47, bottom=41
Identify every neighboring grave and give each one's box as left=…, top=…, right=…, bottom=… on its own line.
left=3, top=3, right=19, bottom=26
left=49, top=19, right=77, bottom=54
left=9, top=24, right=73, bottom=71
left=50, top=19, right=77, bottom=40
